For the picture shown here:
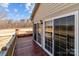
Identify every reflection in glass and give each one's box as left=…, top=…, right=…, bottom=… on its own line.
left=33, top=24, right=37, bottom=41
left=45, top=21, right=52, bottom=53
left=54, top=15, right=75, bottom=56
left=37, top=23, right=43, bottom=44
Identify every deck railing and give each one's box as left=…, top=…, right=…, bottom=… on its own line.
left=0, top=32, right=16, bottom=56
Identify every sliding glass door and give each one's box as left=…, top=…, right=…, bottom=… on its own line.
left=45, top=21, right=53, bottom=53
left=54, top=15, right=75, bottom=56
left=33, top=24, right=37, bottom=41
left=37, top=23, right=43, bottom=45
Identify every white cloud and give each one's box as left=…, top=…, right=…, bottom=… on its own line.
left=25, top=3, right=32, bottom=10
left=0, top=3, right=9, bottom=8
left=14, top=9, right=18, bottom=13
left=16, top=14, right=19, bottom=17
left=25, top=3, right=35, bottom=13
left=28, top=10, right=32, bottom=13
left=0, top=3, right=10, bottom=13
left=5, top=8, right=9, bottom=12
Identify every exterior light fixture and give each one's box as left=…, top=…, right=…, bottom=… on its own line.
left=40, top=20, right=43, bottom=24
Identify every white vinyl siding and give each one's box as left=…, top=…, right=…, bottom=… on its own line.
left=34, top=3, right=79, bottom=22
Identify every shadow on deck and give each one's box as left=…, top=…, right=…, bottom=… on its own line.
left=14, top=35, right=48, bottom=56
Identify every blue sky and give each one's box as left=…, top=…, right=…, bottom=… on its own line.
left=0, top=3, right=35, bottom=20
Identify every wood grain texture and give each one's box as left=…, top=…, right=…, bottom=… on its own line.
left=14, top=36, right=48, bottom=56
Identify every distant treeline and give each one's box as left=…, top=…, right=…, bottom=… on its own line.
left=0, top=19, right=33, bottom=29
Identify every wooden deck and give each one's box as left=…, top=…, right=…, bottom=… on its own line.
left=14, top=36, right=48, bottom=56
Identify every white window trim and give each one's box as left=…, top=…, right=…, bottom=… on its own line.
left=43, top=20, right=53, bottom=56
left=74, top=11, right=79, bottom=56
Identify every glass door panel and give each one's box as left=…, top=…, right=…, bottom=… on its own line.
left=33, top=24, right=37, bottom=41
left=54, top=19, right=60, bottom=55
left=37, top=23, right=43, bottom=44
left=66, top=15, right=74, bottom=56
left=59, top=17, right=67, bottom=56
left=54, top=15, right=75, bottom=56
left=45, top=21, right=53, bottom=53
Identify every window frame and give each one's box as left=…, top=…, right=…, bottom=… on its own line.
left=43, top=11, right=79, bottom=56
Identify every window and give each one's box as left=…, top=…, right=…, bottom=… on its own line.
left=45, top=21, right=53, bottom=53
left=54, top=15, right=75, bottom=56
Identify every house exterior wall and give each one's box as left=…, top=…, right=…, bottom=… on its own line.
left=33, top=3, right=79, bottom=23
left=33, top=3, right=79, bottom=56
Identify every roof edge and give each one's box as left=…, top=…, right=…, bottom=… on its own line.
left=30, top=3, right=40, bottom=20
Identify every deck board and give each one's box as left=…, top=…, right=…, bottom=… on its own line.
left=14, top=36, right=48, bottom=56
